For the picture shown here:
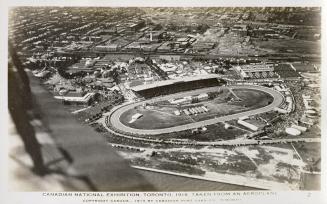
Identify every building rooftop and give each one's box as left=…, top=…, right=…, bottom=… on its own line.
left=130, top=74, right=220, bottom=92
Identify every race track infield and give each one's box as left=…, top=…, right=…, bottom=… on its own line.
left=107, top=85, right=284, bottom=135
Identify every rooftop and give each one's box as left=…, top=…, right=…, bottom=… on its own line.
left=130, top=74, right=220, bottom=92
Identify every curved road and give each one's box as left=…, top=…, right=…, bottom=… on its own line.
left=108, top=85, right=284, bottom=135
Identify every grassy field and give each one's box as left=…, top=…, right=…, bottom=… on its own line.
left=253, top=39, right=320, bottom=55
left=176, top=123, right=247, bottom=141
left=120, top=106, right=194, bottom=129
left=120, top=88, right=274, bottom=130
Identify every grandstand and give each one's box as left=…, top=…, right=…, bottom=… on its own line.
left=234, top=64, right=278, bottom=79
left=274, top=64, right=301, bottom=78
left=130, top=74, right=226, bottom=99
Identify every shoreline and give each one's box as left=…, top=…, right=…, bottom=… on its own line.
left=132, top=166, right=298, bottom=191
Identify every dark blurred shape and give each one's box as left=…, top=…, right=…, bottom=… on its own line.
left=8, top=42, right=47, bottom=176
left=8, top=42, right=155, bottom=191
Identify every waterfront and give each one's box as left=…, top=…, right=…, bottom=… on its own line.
left=137, top=169, right=261, bottom=191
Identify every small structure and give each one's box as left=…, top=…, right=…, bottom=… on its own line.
left=129, top=113, right=143, bottom=123
left=132, top=113, right=143, bottom=120
left=305, top=110, right=317, bottom=118
left=224, top=123, right=232, bottom=129
left=174, top=110, right=181, bottom=116
left=197, top=93, right=209, bottom=101
left=170, top=97, right=190, bottom=105
left=85, top=58, right=96, bottom=68
left=195, top=107, right=203, bottom=113
left=191, top=108, right=198, bottom=114
left=201, top=106, right=209, bottom=112
left=183, top=109, right=190, bottom=115
left=239, top=116, right=249, bottom=121
left=300, top=117, right=314, bottom=126
left=274, top=107, right=288, bottom=114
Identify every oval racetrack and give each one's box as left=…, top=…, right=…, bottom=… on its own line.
left=108, top=85, right=284, bottom=135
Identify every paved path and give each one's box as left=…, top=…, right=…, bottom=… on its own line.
left=108, top=85, right=284, bottom=135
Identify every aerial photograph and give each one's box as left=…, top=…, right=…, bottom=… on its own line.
left=8, top=7, right=321, bottom=192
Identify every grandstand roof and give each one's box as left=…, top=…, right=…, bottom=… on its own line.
left=130, top=74, right=221, bottom=92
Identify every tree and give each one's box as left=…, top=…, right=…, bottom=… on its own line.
left=153, top=24, right=163, bottom=31
left=197, top=24, right=209, bottom=33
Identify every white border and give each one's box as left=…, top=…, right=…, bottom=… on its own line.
left=1, top=1, right=325, bottom=204
left=4, top=0, right=324, bottom=7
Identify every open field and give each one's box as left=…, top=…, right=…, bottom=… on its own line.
left=253, top=39, right=320, bottom=55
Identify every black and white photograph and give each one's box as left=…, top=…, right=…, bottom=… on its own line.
left=2, top=1, right=326, bottom=203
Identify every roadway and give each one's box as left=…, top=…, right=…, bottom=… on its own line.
left=106, top=85, right=284, bottom=135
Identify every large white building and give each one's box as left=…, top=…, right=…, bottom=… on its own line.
left=54, top=91, right=95, bottom=105
left=234, top=63, right=275, bottom=79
